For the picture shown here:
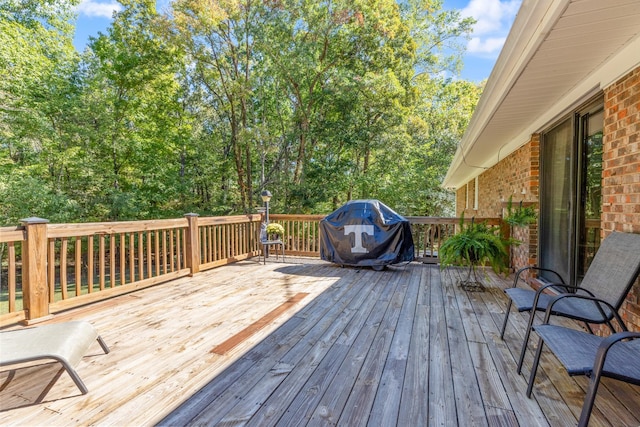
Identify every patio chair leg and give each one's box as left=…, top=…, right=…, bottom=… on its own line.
left=500, top=300, right=513, bottom=339
left=577, top=373, right=601, bottom=427
left=526, top=336, right=545, bottom=397
left=97, top=335, right=110, bottom=354
left=576, top=332, right=629, bottom=427
left=517, top=308, right=537, bottom=374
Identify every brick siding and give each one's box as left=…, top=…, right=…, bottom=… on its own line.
left=603, top=67, right=640, bottom=330
left=455, top=66, right=640, bottom=331
left=456, top=136, right=539, bottom=272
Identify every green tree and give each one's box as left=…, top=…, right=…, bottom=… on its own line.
left=400, top=0, right=475, bottom=77
left=80, top=0, right=186, bottom=220
left=0, top=0, right=81, bottom=224
left=257, top=0, right=417, bottom=210
left=170, top=0, right=261, bottom=213
left=361, top=0, right=477, bottom=216
left=0, top=0, right=480, bottom=224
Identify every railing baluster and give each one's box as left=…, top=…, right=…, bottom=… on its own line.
left=169, top=229, right=175, bottom=272
left=161, top=230, right=167, bottom=274
left=138, top=232, right=144, bottom=280
left=154, top=231, right=160, bottom=277
left=146, top=231, right=152, bottom=279
left=8, top=243, right=16, bottom=312
left=119, top=233, right=126, bottom=286
left=48, top=239, right=56, bottom=303
left=110, top=234, right=116, bottom=287
left=99, top=235, right=105, bottom=291
left=88, top=235, right=94, bottom=293
left=128, top=233, right=135, bottom=283
left=61, top=238, right=69, bottom=297
left=201, top=226, right=207, bottom=264
left=212, top=225, right=217, bottom=262
left=75, top=237, right=82, bottom=295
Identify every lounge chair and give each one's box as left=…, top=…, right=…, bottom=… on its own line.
left=499, top=231, right=640, bottom=373
left=0, top=321, right=109, bottom=394
left=526, top=300, right=640, bottom=427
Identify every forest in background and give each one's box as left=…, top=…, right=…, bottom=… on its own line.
left=0, top=0, right=482, bottom=226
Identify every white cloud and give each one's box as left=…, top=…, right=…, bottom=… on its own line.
left=461, top=0, right=520, bottom=35
left=76, top=0, right=122, bottom=18
left=460, top=0, right=521, bottom=56
left=467, top=37, right=507, bottom=54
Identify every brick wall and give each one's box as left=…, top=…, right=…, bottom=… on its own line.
left=456, top=136, right=540, bottom=272
left=603, top=66, right=640, bottom=330
left=457, top=137, right=539, bottom=217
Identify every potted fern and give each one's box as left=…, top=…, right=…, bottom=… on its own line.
left=503, top=195, right=537, bottom=270
left=439, top=216, right=509, bottom=291
left=504, top=195, right=537, bottom=228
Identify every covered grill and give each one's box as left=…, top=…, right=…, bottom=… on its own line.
left=319, top=200, right=414, bottom=269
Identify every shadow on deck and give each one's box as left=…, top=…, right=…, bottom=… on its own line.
left=1, top=260, right=638, bottom=426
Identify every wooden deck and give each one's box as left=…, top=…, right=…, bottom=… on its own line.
left=1, top=259, right=639, bottom=426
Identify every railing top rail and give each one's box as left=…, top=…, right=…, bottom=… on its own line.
left=46, top=218, right=189, bottom=238
left=198, top=214, right=262, bottom=226
left=1, top=215, right=505, bottom=243
left=270, top=214, right=326, bottom=221
left=0, top=226, right=26, bottom=243
left=406, top=216, right=502, bottom=225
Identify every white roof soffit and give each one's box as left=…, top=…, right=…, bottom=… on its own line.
left=443, top=0, right=640, bottom=189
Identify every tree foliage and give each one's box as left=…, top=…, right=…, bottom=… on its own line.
left=1, top=0, right=481, bottom=225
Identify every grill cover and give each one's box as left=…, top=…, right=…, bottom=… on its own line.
left=319, top=200, right=414, bottom=268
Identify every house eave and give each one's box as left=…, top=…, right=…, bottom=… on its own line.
left=443, top=0, right=640, bottom=190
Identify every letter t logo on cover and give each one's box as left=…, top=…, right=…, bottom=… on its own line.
left=344, top=225, right=374, bottom=253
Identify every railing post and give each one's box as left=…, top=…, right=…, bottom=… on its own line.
left=185, top=213, right=200, bottom=276
left=20, top=217, right=52, bottom=323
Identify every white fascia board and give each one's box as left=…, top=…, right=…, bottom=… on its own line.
left=443, top=0, right=570, bottom=190
left=480, top=34, right=640, bottom=174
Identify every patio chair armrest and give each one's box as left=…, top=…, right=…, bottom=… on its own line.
left=529, top=282, right=593, bottom=316
left=542, top=294, right=625, bottom=328
left=600, top=331, right=640, bottom=347
left=537, top=282, right=590, bottom=295
left=592, top=331, right=640, bottom=373
left=511, top=266, right=565, bottom=288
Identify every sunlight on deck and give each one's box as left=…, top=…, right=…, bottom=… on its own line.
left=1, top=260, right=638, bottom=426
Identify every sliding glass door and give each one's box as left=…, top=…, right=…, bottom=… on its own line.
left=539, top=99, right=603, bottom=284
left=540, top=118, right=574, bottom=282
left=577, top=109, right=603, bottom=279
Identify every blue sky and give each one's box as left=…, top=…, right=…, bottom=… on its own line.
left=72, top=0, right=521, bottom=82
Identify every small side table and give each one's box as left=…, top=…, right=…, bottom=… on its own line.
left=261, top=238, right=285, bottom=264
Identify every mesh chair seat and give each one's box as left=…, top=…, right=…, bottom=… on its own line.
left=505, top=288, right=614, bottom=323
left=528, top=325, right=640, bottom=427
left=533, top=324, right=640, bottom=382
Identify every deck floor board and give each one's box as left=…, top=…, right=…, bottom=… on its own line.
left=1, top=260, right=638, bottom=426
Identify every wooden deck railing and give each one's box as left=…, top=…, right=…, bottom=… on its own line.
left=406, top=216, right=503, bottom=264
left=270, top=214, right=326, bottom=257
left=1, top=214, right=501, bottom=326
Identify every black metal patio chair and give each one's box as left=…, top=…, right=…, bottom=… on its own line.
left=526, top=300, right=640, bottom=427
left=499, top=231, right=640, bottom=373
